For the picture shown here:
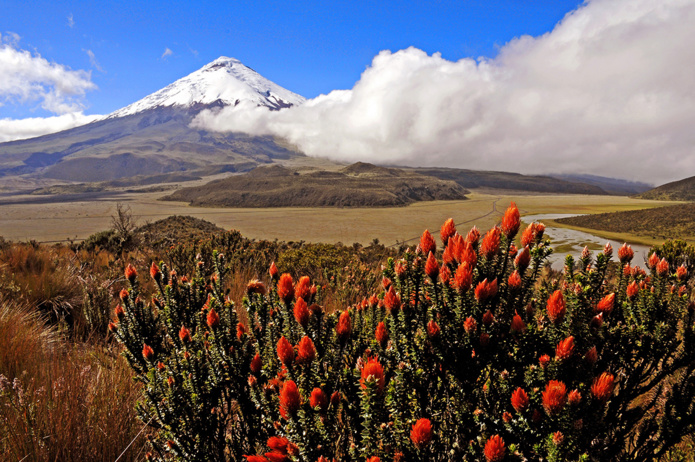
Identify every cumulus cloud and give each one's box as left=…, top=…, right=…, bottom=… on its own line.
left=161, top=47, right=173, bottom=59
left=193, top=0, right=695, bottom=184
left=0, top=42, right=96, bottom=114
left=0, top=112, right=101, bottom=142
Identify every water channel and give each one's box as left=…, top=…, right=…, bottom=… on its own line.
left=521, top=214, right=652, bottom=270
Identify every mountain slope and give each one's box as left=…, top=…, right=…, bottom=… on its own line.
left=0, top=57, right=305, bottom=185
left=636, top=176, right=695, bottom=201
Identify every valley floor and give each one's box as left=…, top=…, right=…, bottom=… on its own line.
left=0, top=191, right=680, bottom=247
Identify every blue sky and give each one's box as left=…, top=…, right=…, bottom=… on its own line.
left=1, top=0, right=582, bottom=117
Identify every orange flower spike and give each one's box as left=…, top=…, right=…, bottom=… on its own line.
left=480, top=227, right=501, bottom=260
left=425, top=252, right=439, bottom=280
left=150, top=262, right=161, bottom=281
left=511, top=387, right=529, bottom=412
left=296, top=336, right=316, bottom=365
left=114, top=304, right=125, bottom=319
left=279, top=380, right=301, bottom=418
left=250, top=353, right=262, bottom=375
left=484, top=435, right=506, bottom=462
left=555, top=336, right=575, bottom=361
left=585, top=346, right=598, bottom=365
left=420, top=229, right=436, bottom=256
left=591, top=372, right=615, bottom=402
left=539, top=354, right=551, bottom=369
left=267, top=436, right=290, bottom=454
left=648, top=252, right=660, bottom=269
left=521, top=223, right=536, bottom=248
left=336, top=310, right=352, bottom=341
left=293, top=297, right=311, bottom=329
left=244, top=456, right=270, bottom=462
left=454, top=262, right=473, bottom=292
left=501, top=202, right=520, bottom=239
left=546, top=290, right=566, bottom=324
left=142, top=344, right=154, bottom=362
left=207, top=308, right=220, bottom=329
left=366, top=458, right=381, bottom=462
left=466, top=226, right=480, bottom=245
left=277, top=336, right=295, bottom=367
left=542, top=380, right=567, bottom=415
left=360, top=357, right=385, bottom=395
left=510, top=311, right=526, bottom=333
left=618, top=243, right=634, bottom=263
left=439, top=265, right=451, bottom=285
left=596, top=293, right=615, bottom=315
left=277, top=273, right=294, bottom=304
left=626, top=281, right=639, bottom=299
left=440, top=218, right=456, bottom=245
left=568, top=389, right=582, bottom=406
left=657, top=258, right=669, bottom=276
left=125, top=263, right=137, bottom=283
left=237, top=322, right=247, bottom=340
left=295, top=276, right=311, bottom=301
left=375, top=322, right=389, bottom=348
left=427, top=320, right=440, bottom=339
left=384, top=286, right=401, bottom=313
left=677, top=265, right=688, bottom=280
left=269, top=262, right=279, bottom=280
left=515, top=245, right=531, bottom=270
left=508, top=270, right=522, bottom=291
left=410, top=418, right=433, bottom=448
left=463, top=317, right=477, bottom=334
left=179, top=325, right=191, bottom=343
left=119, top=288, right=129, bottom=301
left=309, top=388, right=328, bottom=412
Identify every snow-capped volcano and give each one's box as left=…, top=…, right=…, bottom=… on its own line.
left=108, top=57, right=305, bottom=118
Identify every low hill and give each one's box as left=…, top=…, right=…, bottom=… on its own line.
left=550, top=174, right=652, bottom=196
left=413, top=168, right=610, bottom=195
left=162, top=162, right=469, bottom=207
left=555, top=203, right=695, bottom=242
left=136, top=216, right=226, bottom=249
left=636, top=176, right=695, bottom=201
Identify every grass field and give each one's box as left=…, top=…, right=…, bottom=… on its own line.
left=0, top=190, right=681, bottom=246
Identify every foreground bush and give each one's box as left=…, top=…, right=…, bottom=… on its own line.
left=113, top=204, right=695, bottom=461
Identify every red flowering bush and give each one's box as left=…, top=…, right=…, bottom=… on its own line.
left=112, top=204, right=695, bottom=461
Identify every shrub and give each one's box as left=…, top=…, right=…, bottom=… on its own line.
left=112, top=204, right=695, bottom=461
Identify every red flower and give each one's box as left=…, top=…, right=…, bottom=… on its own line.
left=108, top=321, right=117, bottom=332
left=515, top=246, right=531, bottom=270
left=546, top=290, right=566, bottom=324
left=484, top=435, right=506, bottom=462
left=375, top=322, right=389, bottom=348
left=466, top=226, right=480, bottom=245
left=142, top=344, right=154, bottom=361
left=250, top=353, right=262, bottom=376
left=150, top=262, right=161, bottom=281
left=502, top=411, right=512, bottom=423
left=425, top=252, right=439, bottom=280
left=595, top=293, right=615, bottom=315
left=440, top=218, right=456, bottom=245
left=269, top=262, right=279, bottom=279
left=585, top=346, right=598, bottom=365
left=482, top=310, right=495, bottom=326
left=521, top=222, right=545, bottom=247
left=310, top=388, right=328, bottom=412
left=125, top=263, right=137, bottom=282
left=244, top=456, right=269, bottom=462
left=511, top=387, right=529, bottom=412
left=475, top=278, right=498, bottom=302
left=394, top=261, right=406, bottom=277
left=591, top=372, right=615, bottom=402
left=296, top=336, right=316, bottom=364
left=555, top=336, right=575, bottom=361
left=568, top=389, right=582, bottom=406
left=553, top=431, right=564, bottom=446
left=336, top=310, right=352, bottom=341
left=264, top=452, right=289, bottom=462
left=439, top=265, right=451, bottom=285
left=657, top=258, right=669, bottom=276
left=618, top=243, right=634, bottom=263
left=277, top=274, right=294, bottom=304
left=501, top=202, right=520, bottom=238
left=366, top=458, right=381, bottom=462
left=464, top=317, right=477, bottom=334
left=542, top=380, right=567, bottom=415
left=179, top=325, right=191, bottom=343
left=459, top=241, right=478, bottom=268
left=114, top=304, right=124, bottom=319
left=510, top=311, right=526, bottom=333
left=427, top=320, right=440, bottom=339
left=293, top=297, right=311, bottom=328
left=207, top=308, right=220, bottom=329
left=454, top=262, right=473, bottom=292
left=237, top=322, right=247, bottom=340
left=277, top=336, right=295, bottom=367
left=539, top=354, right=551, bottom=369
left=603, top=242, right=613, bottom=259
left=410, top=418, right=432, bottom=448
left=267, top=436, right=290, bottom=454
left=360, top=357, right=385, bottom=395
left=119, top=288, right=129, bottom=301
left=480, top=227, right=501, bottom=260
left=420, top=229, right=436, bottom=256
left=384, top=286, right=401, bottom=313
left=295, top=276, right=311, bottom=301
left=508, top=270, right=522, bottom=290
left=626, top=281, right=639, bottom=299
left=648, top=252, right=660, bottom=269
left=677, top=265, right=688, bottom=280
left=279, top=380, right=301, bottom=418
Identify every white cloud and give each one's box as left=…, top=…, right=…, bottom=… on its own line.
left=193, top=0, right=695, bottom=184
left=0, top=112, right=102, bottom=142
left=0, top=42, right=96, bottom=114
left=67, top=13, right=75, bottom=28
left=161, top=47, right=173, bottom=59
left=84, top=49, right=105, bottom=73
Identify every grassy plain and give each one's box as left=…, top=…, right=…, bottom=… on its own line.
left=0, top=190, right=681, bottom=246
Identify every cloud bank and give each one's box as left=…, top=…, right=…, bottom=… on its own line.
left=0, top=37, right=99, bottom=141
left=193, top=0, right=695, bottom=184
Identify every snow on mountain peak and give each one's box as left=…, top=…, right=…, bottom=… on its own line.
left=108, top=57, right=305, bottom=118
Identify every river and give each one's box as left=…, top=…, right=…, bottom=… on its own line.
left=522, top=214, right=652, bottom=270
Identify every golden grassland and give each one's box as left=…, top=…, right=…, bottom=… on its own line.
left=0, top=190, right=683, bottom=245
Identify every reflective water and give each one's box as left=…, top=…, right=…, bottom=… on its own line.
left=522, top=214, right=652, bottom=270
